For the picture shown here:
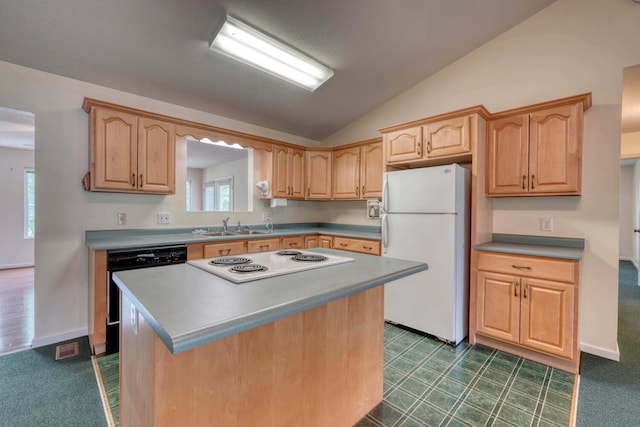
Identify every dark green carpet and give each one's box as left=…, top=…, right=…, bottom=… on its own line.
left=577, top=261, right=640, bottom=426
left=0, top=337, right=106, bottom=427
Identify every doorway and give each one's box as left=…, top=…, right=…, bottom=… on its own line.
left=0, top=106, right=35, bottom=355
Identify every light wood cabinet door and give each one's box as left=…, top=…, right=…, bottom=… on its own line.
left=306, top=151, right=332, bottom=199
left=272, top=146, right=290, bottom=198
left=476, top=271, right=520, bottom=343
left=281, top=236, right=304, bottom=250
left=423, top=116, right=470, bottom=159
left=520, top=278, right=574, bottom=359
left=247, top=238, right=281, bottom=253
left=486, top=114, right=530, bottom=195
left=273, top=146, right=305, bottom=198
left=319, top=235, right=333, bottom=248
left=137, top=117, right=175, bottom=194
left=333, top=147, right=360, bottom=199
left=384, top=127, right=423, bottom=163
left=333, top=237, right=381, bottom=255
left=304, top=235, right=319, bottom=248
left=203, top=241, right=247, bottom=258
left=360, top=142, right=383, bottom=198
left=92, top=108, right=138, bottom=191
left=91, top=108, right=175, bottom=194
left=289, top=148, right=305, bottom=199
left=529, top=104, right=581, bottom=195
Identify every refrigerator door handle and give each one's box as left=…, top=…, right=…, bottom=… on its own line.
left=382, top=176, right=389, bottom=214
left=382, top=213, right=389, bottom=253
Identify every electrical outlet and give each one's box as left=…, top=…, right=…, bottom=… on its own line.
left=540, top=217, right=554, bottom=232
left=262, top=212, right=270, bottom=221
left=117, top=212, right=127, bottom=225
left=157, top=212, right=171, bottom=224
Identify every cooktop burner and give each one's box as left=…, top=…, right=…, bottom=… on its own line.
left=209, top=257, right=252, bottom=266
left=291, top=254, right=328, bottom=262
left=276, top=250, right=302, bottom=256
left=230, top=264, right=268, bottom=273
left=188, top=249, right=354, bottom=283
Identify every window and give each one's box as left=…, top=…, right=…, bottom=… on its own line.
left=186, top=179, right=192, bottom=211
left=203, top=176, right=233, bottom=211
left=24, top=168, right=35, bottom=238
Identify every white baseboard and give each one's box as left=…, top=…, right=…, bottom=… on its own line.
left=0, top=262, right=34, bottom=270
left=580, top=341, right=620, bottom=361
left=31, top=327, right=88, bottom=348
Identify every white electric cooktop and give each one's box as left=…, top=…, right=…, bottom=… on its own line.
left=187, top=249, right=354, bottom=283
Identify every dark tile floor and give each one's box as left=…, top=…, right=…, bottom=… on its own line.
left=96, top=323, right=575, bottom=427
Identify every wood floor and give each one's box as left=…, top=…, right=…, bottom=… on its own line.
left=0, top=267, right=34, bottom=355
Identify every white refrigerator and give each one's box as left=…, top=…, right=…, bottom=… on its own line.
left=381, top=164, right=470, bottom=345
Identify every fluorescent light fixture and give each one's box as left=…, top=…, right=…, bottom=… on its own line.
left=209, top=15, right=333, bottom=91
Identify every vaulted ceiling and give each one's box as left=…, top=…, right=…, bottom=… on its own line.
left=0, top=0, right=557, bottom=145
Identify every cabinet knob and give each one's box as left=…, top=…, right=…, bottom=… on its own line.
left=514, top=281, right=519, bottom=297
left=362, top=186, right=365, bottom=195
left=131, top=173, right=135, bottom=187
left=523, top=283, right=528, bottom=299
left=426, top=140, right=431, bottom=154
left=511, top=264, right=532, bottom=270
left=139, top=174, right=143, bottom=187
left=522, top=175, right=526, bottom=190
left=531, top=174, right=535, bottom=190
left=634, top=229, right=640, bottom=233
left=417, top=142, right=421, bottom=156
left=356, top=186, right=360, bottom=197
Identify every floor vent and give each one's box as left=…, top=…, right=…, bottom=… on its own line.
left=55, top=342, right=79, bottom=360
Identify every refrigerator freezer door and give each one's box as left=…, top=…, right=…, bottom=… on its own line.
left=383, top=213, right=467, bottom=344
left=383, top=164, right=463, bottom=214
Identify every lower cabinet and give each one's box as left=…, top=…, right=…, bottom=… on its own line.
left=203, top=241, right=247, bottom=258
left=474, top=251, right=579, bottom=372
left=247, top=238, right=281, bottom=253
left=305, top=235, right=334, bottom=249
left=333, top=237, right=381, bottom=256
left=281, top=236, right=305, bottom=250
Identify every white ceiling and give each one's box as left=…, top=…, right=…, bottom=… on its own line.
left=0, top=0, right=558, bottom=142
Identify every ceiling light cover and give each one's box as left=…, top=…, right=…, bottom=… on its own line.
left=209, top=15, right=333, bottom=91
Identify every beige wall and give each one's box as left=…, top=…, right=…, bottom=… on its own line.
left=0, top=147, right=34, bottom=268
left=0, top=60, right=326, bottom=346
left=323, top=0, right=640, bottom=360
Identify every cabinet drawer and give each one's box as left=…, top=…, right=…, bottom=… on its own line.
left=247, top=238, right=281, bottom=253
left=477, top=252, right=576, bottom=283
left=333, top=237, right=381, bottom=256
left=203, top=241, right=247, bottom=258
left=281, top=236, right=305, bottom=250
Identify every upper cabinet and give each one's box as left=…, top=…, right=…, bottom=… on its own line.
left=382, top=111, right=483, bottom=168
left=273, top=146, right=305, bottom=199
left=486, top=96, right=589, bottom=197
left=305, top=150, right=332, bottom=199
left=333, top=139, right=383, bottom=200
left=89, top=107, right=175, bottom=194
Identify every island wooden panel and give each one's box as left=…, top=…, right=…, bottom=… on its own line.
left=120, top=286, right=384, bottom=426
left=88, top=249, right=107, bottom=355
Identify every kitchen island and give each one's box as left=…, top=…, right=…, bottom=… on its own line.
left=113, top=249, right=427, bottom=427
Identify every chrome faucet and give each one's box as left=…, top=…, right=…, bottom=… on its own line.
left=237, top=221, right=242, bottom=231
left=265, top=217, right=273, bottom=233
left=222, top=217, right=230, bottom=233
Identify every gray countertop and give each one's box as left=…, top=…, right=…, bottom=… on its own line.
left=113, top=248, right=426, bottom=354
left=86, top=223, right=381, bottom=251
left=474, top=234, right=585, bottom=260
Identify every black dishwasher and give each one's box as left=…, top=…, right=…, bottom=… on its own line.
left=106, top=244, right=187, bottom=354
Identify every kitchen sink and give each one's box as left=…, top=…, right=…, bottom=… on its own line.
left=199, top=231, right=235, bottom=237
left=228, top=230, right=270, bottom=235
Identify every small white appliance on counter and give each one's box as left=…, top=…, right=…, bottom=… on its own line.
left=381, top=164, right=470, bottom=345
